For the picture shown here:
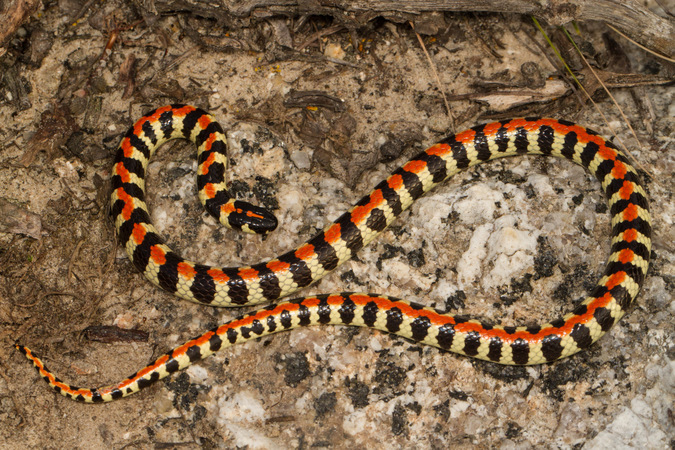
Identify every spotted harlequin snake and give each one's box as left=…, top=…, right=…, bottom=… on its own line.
left=16, top=105, right=651, bottom=403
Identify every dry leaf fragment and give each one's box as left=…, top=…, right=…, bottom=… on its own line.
left=19, top=103, right=79, bottom=167
left=0, top=198, right=42, bottom=239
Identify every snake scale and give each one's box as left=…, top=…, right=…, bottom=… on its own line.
left=16, top=105, right=651, bottom=402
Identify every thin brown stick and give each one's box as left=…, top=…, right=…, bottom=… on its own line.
left=13, top=291, right=78, bottom=308
left=297, top=24, right=346, bottom=51
left=67, top=239, right=85, bottom=283
left=410, top=21, right=454, bottom=131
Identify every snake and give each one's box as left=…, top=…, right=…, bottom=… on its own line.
left=16, top=104, right=651, bottom=403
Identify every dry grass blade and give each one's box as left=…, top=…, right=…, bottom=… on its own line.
left=532, top=17, right=654, bottom=178
left=606, top=23, right=675, bottom=63
left=410, top=21, right=455, bottom=132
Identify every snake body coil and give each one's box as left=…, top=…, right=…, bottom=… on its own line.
left=17, top=105, right=651, bottom=402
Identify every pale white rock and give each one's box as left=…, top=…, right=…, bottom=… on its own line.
left=319, top=176, right=344, bottom=196
left=222, top=423, right=279, bottom=449
left=381, top=258, right=433, bottom=291
left=527, top=173, right=556, bottom=198
left=629, top=397, right=652, bottom=419
left=369, top=335, right=383, bottom=352
left=553, top=402, right=587, bottom=444
left=172, top=161, right=199, bottom=201
left=290, top=148, right=312, bottom=170
left=453, top=184, right=504, bottom=224
left=449, top=400, right=471, bottom=418
left=483, top=251, right=534, bottom=289
left=112, top=312, right=135, bottom=329
left=343, top=409, right=381, bottom=437
left=277, top=185, right=306, bottom=218
left=644, top=276, right=671, bottom=309
left=186, top=364, right=209, bottom=383
left=343, top=409, right=369, bottom=436
left=457, top=223, right=493, bottom=289
left=217, top=390, right=267, bottom=423
left=586, top=407, right=668, bottom=449
left=52, top=157, right=84, bottom=181
left=429, top=278, right=459, bottom=304
left=374, top=133, right=387, bottom=147
left=644, top=360, right=675, bottom=428
left=328, top=346, right=360, bottom=372
left=485, top=216, right=538, bottom=261
left=473, top=215, right=539, bottom=288
left=415, top=194, right=454, bottom=232
left=509, top=158, right=531, bottom=177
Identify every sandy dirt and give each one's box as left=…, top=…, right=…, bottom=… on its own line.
left=0, top=1, right=673, bottom=449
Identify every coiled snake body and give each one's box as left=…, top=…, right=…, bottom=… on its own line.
left=17, top=105, right=651, bottom=402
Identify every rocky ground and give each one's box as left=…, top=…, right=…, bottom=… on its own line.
left=0, top=1, right=673, bottom=448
